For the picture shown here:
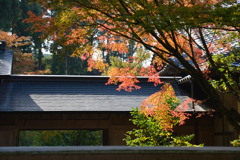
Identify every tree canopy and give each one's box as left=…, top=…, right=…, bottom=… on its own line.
left=25, top=0, right=240, bottom=132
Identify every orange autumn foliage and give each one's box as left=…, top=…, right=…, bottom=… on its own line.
left=0, top=30, right=31, bottom=48
left=23, top=0, right=218, bottom=87
left=13, top=49, right=36, bottom=74
left=140, top=83, right=192, bottom=131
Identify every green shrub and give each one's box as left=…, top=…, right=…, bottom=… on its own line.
left=231, top=136, right=240, bottom=147
left=124, top=108, right=200, bottom=146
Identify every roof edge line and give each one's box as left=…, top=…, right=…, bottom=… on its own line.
left=10, top=74, right=182, bottom=79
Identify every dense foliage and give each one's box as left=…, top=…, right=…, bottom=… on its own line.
left=19, top=130, right=103, bottom=146
left=0, top=0, right=44, bottom=68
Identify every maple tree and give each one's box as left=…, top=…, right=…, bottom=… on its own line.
left=124, top=83, right=205, bottom=146
left=25, top=0, right=240, bottom=132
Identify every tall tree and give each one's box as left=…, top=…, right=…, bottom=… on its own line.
left=25, top=0, right=240, bottom=132
left=20, top=0, right=43, bottom=69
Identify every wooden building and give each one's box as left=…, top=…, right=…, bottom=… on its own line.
left=0, top=41, right=237, bottom=146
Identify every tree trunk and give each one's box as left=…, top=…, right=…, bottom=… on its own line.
left=65, top=54, right=68, bottom=75
left=38, top=47, right=42, bottom=70
left=193, top=73, right=240, bottom=133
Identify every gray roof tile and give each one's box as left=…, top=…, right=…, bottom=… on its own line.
left=0, top=81, right=160, bottom=111
left=0, top=80, right=209, bottom=112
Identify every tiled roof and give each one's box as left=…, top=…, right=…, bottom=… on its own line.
left=0, top=79, right=159, bottom=111
left=0, top=76, right=209, bottom=112
left=0, top=49, right=13, bottom=76
left=170, top=29, right=240, bottom=70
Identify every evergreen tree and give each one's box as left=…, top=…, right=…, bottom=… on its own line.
left=0, top=0, right=12, bottom=31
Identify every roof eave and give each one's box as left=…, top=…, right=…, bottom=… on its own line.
left=7, top=74, right=183, bottom=82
